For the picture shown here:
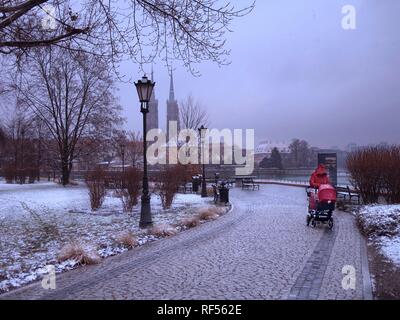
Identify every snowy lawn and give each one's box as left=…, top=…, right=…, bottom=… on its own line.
left=0, top=180, right=223, bottom=293
left=356, top=205, right=400, bottom=266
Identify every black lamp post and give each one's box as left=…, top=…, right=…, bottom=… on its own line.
left=135, top=75, right=155, bottom=228
left=198, top=125, right=208, bottom=198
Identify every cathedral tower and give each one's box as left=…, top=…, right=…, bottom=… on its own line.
left=147, top=70, right=159, bottom=134
left=166, top=72, right=180, bottom=141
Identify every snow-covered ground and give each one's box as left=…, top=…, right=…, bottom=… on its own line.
left=0, top=180, right=217, bottom=293
left=356, top=204, right=400, bottom=266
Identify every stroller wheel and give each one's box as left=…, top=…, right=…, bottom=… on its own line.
left=311, top=219, right=316, bottom=228
left=306, top=215, right=311, bottom=226
left=328, top=218, right=334, bottom=230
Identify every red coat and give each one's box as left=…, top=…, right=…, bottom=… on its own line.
left=309, top=164, right=331, bottom=189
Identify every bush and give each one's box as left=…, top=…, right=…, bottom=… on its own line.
left=85, top=166, right=107, bottom=211
left=115, top=168, right=142, bottom=213
left=356, top=205, right=400, bottom=238
left=347, top=145, right=400, bottom=204
left=381, top=146, right=400, bottom=204
left=155, top=165, right=188, bottom=209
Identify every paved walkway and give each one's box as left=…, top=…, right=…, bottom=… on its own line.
left=1, top=185, right=371, bottom=300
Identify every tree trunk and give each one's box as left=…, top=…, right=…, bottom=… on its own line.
left=61, top=163, right=70, bottom=186
left=61, top=152, right=70, bottom=186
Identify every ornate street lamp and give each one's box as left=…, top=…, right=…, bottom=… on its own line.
left=135, top=75, right=155, bottom=228
left=198, top=125, right=208, bottom=198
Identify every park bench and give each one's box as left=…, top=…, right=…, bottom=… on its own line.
left=337, top=186, right=361, bottom=204
left=241, top=177, right=260, bottom=191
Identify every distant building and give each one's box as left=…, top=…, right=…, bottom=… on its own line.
left=345, top=143, right=358, bottom=153
left=254, top=140, right=290, bottom=164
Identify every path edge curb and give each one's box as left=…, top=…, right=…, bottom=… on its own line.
left=361, top=235, right=374, bottom=300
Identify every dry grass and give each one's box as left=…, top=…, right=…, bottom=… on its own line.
left=114, top=231, right=138, bottom=249
left=58, top=242, right=101, bottom=265
left=181, top=216, right=201, bottom=228
left=198, top=207, right=220, bottom=221
left=206, top=187, right=214, bottom=197
left=150, top=224, right=178, bottom=237
left=180, top=206, right=227, bottom=229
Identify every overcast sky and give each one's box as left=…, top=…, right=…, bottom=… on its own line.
left=118, top=0, right=400, bottom=149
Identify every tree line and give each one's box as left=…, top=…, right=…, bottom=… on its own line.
left=1, top=1, right=246, bottom=185
left=259, top=139, right=315, bottom=169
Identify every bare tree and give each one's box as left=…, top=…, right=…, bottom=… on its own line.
left=179, top=95, right=209, bottom=130
left=0, top=0, right=254, bottom=73
left=16, top=46, right=122, bottom=185
left=5, top=107, right=32, bottom=167
left=289, top=138, right=311, bottom=168
left=0, top=105, right=43, bottom=183
left=113, top=130, right=143, bottom=168
left=126, top=131, right=143, bottom=167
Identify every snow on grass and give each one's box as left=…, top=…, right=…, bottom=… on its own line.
left=356, top=204, right=400, bottom=266
left=0, top=181, right=222, bottom=293
left=380, top=237, right=400, bottom=266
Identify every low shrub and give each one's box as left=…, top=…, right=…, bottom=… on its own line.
left=347, top=145, right=400, bottom=204
left=356, top=205, right=400, bottom=238
left=115, top=168, right=142, bottom=213
left=381, top=146, right=400, bottom=204
left=85, top=167, right=107, bottom=211
left=155, top=165, right=185, bottom=210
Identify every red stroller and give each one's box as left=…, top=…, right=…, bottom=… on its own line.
left=306, top=184, right=336, bottom=229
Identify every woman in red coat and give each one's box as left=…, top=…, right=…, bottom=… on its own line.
left=309, top=164, right=331, bottom=189
left=308, top=164, right=331, bottom=214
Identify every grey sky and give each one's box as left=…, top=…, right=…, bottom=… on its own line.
left=118, top=0, right=400, bottom=149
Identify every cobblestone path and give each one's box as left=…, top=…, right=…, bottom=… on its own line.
left=1, top=185, right=372, bottom=300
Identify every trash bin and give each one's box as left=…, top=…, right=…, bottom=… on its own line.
left=192, top=176, right=200, bottom=193
left=219, top=183, right=229, bottom=204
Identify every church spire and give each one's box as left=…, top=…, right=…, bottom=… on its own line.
left=169, top=71, right=175, bottom=101
left=150, top=66, right=156, bottom=101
